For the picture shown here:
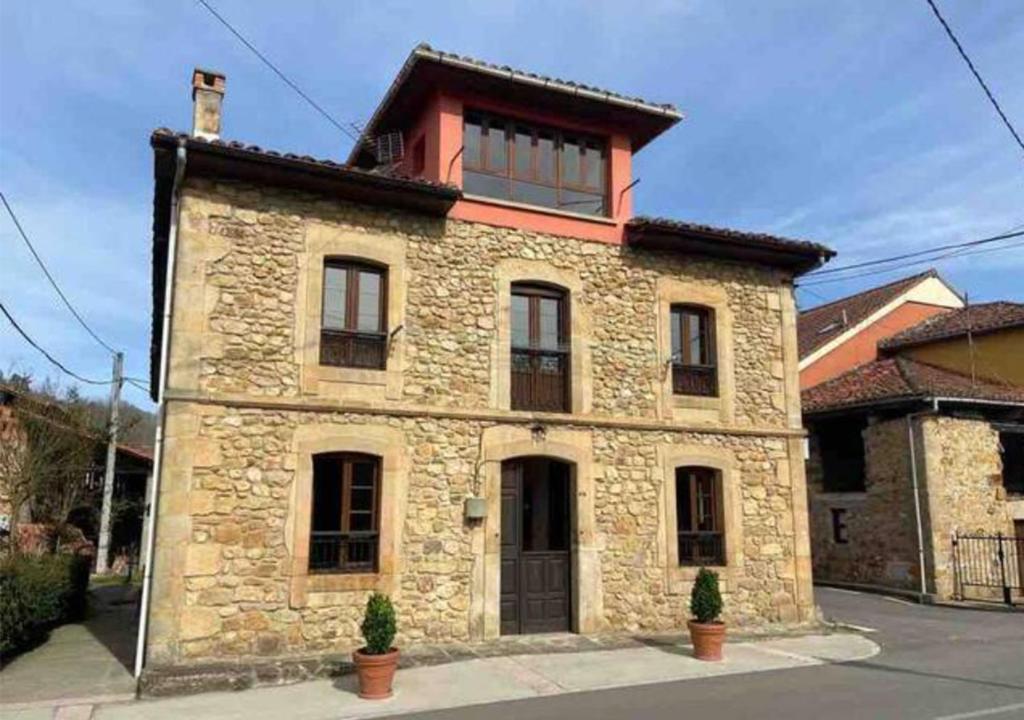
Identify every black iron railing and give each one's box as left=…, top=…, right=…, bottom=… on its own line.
left=511, top=348, right=569, bottom=412
left=953, top=532, right=1023, bottom=606
left=672, top=364, right=718, bottom=397
left=320, top=330, right=387, bottom=370
left=678, top=531, right=725, bottom=567
left=309, top=531, right=379, bottom=574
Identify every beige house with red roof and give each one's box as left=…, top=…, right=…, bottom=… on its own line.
left=800, top=295, right=1024, bottom=604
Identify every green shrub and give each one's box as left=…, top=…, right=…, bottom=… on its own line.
left=360, top=592, right=397, bottom=655
left=0, top=553, right=91, bottom=661
left=689, top=567, right=723, bottom=624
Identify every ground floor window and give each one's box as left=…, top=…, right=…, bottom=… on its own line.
left=675, top=466, right=725, bottom=566
left=1000, top=431, right=1024, bottom=496
left=309, top=453, right=380, bottom=573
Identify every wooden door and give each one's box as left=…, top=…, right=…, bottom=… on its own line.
left=500, top=459, right=571, bottom=634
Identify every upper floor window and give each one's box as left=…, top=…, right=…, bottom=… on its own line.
left=817, top=417, right=867, bottom=493
left=1000, top=431, right=1024, bottom=496
left=670, top=305, right=717, bottom=397
left=676, top=466, right=725, bottom=566
left=463, top=110, right=608, bottom=217
left=310, top=453, right=381, bottom=574
left=321, top=260, right=387, bottom=370
left=510, top=282, right=570, bottom=412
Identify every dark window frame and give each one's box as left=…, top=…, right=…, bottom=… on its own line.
left=669, top=304, right=718, bottom=397
left=463, top=109, right=609, bottom=217
left=510, top=282, right=571, bottom=413
left=309, top=452, right=381, bottom=574
left=831, top=508, right=849, bottom=544
left=320, top=259, right=388, bottom=370
left=817, top=418, right=867, bottom=493
left=675, top=466, right=726, bottom=567
left=1000, top=430, right=1024, bottom=496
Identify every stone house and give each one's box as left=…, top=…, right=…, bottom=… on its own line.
left=140, top=45, right=835, bottom=674
left=802, top=298, right=1024, bottom=602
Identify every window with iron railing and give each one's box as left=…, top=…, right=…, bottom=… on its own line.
left=463, top=110, right=608, bottom=217
left=320, top=260, right=387, bottom=370
left=675, top=466, right=725, bottom=566
left=669, top=305, right=717, bottom=397
left=309, top=453, right=380, bottom=574
left=510, top=282, right=570, bottom=413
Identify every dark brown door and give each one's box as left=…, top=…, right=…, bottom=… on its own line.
left=500, top=458, right=571, bottom=634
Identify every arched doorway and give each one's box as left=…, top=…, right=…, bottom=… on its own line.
left=500, top=457, right=572, bottom=634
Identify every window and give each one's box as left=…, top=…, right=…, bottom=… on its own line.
left=817, top=418, right=867, bottom=493
left=1000, top=430, right=1024, bottom=495
left=462, top=110, right=607, bottom=217
left=320, top=260, right=387, bottom=369
left=670, top=305, right=717, bottom=397
left=831, top=508, right=849, bottom=544
left=309, top=453, right=380, bottom=573
left=510, top=282, right=570, bottom=412
left=675, top=466, right=725, bottom=566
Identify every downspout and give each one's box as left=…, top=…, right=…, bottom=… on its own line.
left=906, top=397, right=939, bottom=603
left=134, top=140, right=187, bottom=679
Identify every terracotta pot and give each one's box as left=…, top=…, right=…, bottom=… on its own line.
left=353, top=648, right=399, bottom=699
left=687, top=620, right=726, bottom=661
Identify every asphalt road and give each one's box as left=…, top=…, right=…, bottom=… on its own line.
left=394, top=588, right=1024, bottom=720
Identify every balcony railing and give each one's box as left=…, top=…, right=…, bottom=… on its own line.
left=320, top=330, right=387, bottom=370
left=672, top=364, right=718, bottom=397
left=309, top=531, right=379, bottom=574
left=678, top=531, right=725, bottom=567
left=511, top=348, right=569, bottom=412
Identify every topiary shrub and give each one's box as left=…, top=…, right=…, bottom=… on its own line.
left=689, top=567, right=723, bottom=624
left=360, top=592, right=397, bottom=655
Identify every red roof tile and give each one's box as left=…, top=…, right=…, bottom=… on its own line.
left=798, top=270, right=945, bottom=359
left=802, top=356, right=1024, bottom=414
left=879, top=301, right=1024, bottom=351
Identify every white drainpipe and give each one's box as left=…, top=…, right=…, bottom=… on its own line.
left=134, top=140, right=187, bottom=679
left=906, top=397, right=939, bottom=602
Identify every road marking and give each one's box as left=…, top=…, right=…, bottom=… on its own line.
left=882, top=595, right=917, bottom=607
left=832, top=622, right=878, bottom=633
left=934, top=702, right=1024, bottom=719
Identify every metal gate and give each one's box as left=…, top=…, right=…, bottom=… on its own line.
left=952, top=532, right=1023, bottom=606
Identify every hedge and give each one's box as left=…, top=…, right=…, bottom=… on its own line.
left=0, top=553, right=90, bottom=661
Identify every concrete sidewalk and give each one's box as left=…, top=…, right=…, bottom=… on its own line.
left=4, top=632, right=876, bottom=720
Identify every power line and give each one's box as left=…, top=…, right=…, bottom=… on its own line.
left=803, top=228, right=1024, bottom=279
left=195, top=0, right=362, bottom=145
left=0, top=299, right=112, bottom=386
left=923, top=0, right=1024, bottom=156
left=1, top=191, right=119, bottom=354
left=799, top=236, right=1024, bottom=287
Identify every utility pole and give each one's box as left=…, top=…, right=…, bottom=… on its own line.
left=95, top=351, right=123, bottom=575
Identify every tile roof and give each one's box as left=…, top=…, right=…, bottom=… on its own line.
left=879, top=301, right=1024, bottom=351
left=151, top=128, right=459, bottom=193
left=625, top=217, right=834, bottom=275
left=798, top=270, right=941, bottom=359
left=801, top=356, right=1024, bottom=414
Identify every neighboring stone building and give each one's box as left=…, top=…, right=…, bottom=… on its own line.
left=802, top=300, right=1024, bottom=602
left=797, top=270, right=962, bottom=390
left=140, top=45, right=835, bottom=675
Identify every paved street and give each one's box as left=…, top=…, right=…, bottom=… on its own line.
left=396, top=588, right=1024, bottom=720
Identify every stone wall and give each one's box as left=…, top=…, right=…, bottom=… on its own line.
left=147, top=177, right=813, bottom=667
left=148, top=405, right=807, bottom=664
left=807, top=414, right=1015, bottom=600
left=919, top=416, right=1013, bottom=600
left=807, top=417, right=923, bottom=591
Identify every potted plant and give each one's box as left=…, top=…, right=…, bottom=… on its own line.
left=353, top=592, right=399, bottom=699
left=687, top=567, right=725, bottom=661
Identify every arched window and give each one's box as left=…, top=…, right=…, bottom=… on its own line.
left=320, top=259, right=387, bottom=369
left=309, top=452, right=381, bottom=574
left=510, top=282, right=570, bottom=412
left=669, top=304, right=717, bottom=397
left=675, top=466, right=725, bottom=566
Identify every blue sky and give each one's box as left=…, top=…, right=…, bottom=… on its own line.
left=2, top=0, right=1022, bottom=406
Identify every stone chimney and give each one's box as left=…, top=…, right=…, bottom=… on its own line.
left=191, top=68, right=226, bottom=140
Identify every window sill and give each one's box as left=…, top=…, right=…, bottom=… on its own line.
left=462, top=193, right=617, bottom=225
left=671, top=394, right=721, bottom=410
left=315, top=364, right=388, bottom=387
left=290, top=570, right=394, bottom=607
left=814, top=491, right=868, bottom=501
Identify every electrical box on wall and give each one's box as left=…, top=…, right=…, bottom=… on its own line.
left=464, top=497, right=487, bottom=520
